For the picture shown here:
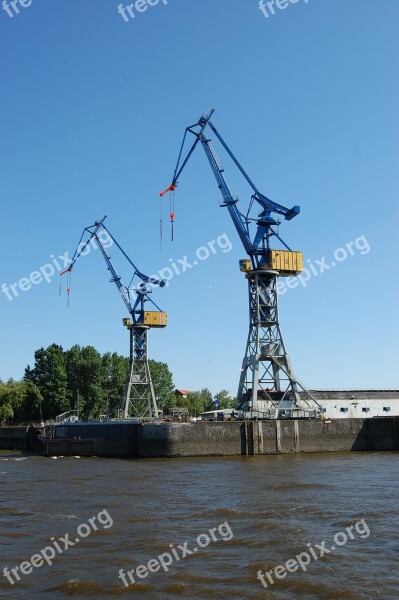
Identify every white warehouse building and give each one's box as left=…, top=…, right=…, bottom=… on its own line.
left=304, top=390, right=399, bottom=419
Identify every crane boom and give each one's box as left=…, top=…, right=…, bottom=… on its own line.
left=161, top=108, right=300, bottom=267
left=64, top=216, right=165, bottom=323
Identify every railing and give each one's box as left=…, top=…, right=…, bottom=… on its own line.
left=55, top=410, right=78, bottom=424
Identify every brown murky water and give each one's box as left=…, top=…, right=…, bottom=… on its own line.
left=0, top=451, right=398, bottom=599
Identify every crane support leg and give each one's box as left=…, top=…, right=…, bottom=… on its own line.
left=236, top=270, right=321, bottom=419
left=121, top=325, right=159, bottom=418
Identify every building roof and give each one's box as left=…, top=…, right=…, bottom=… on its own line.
left=303, top=390, right=399, bottom=400
left=175, top=389, right=191, bottom=396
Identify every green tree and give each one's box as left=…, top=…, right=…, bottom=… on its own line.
left=174, top=394, right=190, bottom=410
left=101, top=352, right=129, bottom=416
left=80, top=346, right=105, bottom=417
left=216, top=389, right=235, bottom=409
left=186, top=392, right=203, bottom=415
left=148, top=360, right=175, bottom=412
left=24, top=344, right=69, bottom=419
left=0, top=380, right=16, bottom=423
left=65, top=345, right=105, bottom=419
left=0, top=399, right=14, bottom=423
left=199, top=388, right=214, bottom=412
left=21, top=344, right=177, bottom=420
left=182, top=388, right=214, bottom=415
left=14, top=381, right=43, bottom=422
left=0, top=379, right=42, bottom=423
left=65, top=345, right=86, bottom=416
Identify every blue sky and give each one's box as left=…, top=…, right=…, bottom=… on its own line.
left=0, top=0, right=398, bottom=394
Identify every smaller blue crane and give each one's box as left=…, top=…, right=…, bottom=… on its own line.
left=61, top=216, right=167, bottom=418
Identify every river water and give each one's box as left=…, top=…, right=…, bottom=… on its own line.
left=0, top=451, right=397, bottom=599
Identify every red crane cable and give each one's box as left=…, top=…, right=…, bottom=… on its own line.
left=160, top=196, right=163, bottom=252
left=170, top=189, right=175, bottom=241
left=59, top=267, right=72, bottom=307
left=66, top=271, right=71, bottom=308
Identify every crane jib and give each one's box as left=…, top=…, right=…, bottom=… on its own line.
left=160, top=109, right=300, bottom=258
left=62, top=217, right=165, bottom=320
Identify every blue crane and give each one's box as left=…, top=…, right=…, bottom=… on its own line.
left=161, top=109, right=321, bottom=419
left=62, top=216, right=167, bottom=419
left=161, top=108, right=300, bottom=269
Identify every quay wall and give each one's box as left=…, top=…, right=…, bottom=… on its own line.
left=137, top=417, right=399, bottom=458
left=2, top=417, right=398, bottom=457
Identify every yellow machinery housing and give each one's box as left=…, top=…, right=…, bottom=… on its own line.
left=144, top=311, right=167, bottom=328
left=123, top=312, right=167, bottom=328
left=239, top=251, right=303, bottom=276
left=239, top=259, right=251, bottom=272
left=269, top=250, right=303, bottom=275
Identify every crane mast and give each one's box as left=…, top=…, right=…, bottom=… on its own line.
left=62, top=216, right=167, bottom=419
left=161, top=110, right=321, bottom=419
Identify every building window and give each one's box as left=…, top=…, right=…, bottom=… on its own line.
left=340, top=407, right=349, bottom=413
left=362, top=407, right=370, bottom=413
left=383, top=406, right=391, bottom=412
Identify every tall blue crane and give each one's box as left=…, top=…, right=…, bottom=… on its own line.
left=161, top=109, right=321, bottom=418
left=62, top=216, right=167, bottom=419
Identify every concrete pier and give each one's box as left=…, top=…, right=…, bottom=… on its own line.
left=31, top=416, right=399, bottom=458
left=2, top=417, right=397, bottom=458
left=137, top=418, right=399, bottom=458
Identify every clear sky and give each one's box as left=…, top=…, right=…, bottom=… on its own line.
left=0, top=0, right=398, bottom=395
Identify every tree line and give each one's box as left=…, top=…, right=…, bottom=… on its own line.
left=0, top=344, right=235, bottom=423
